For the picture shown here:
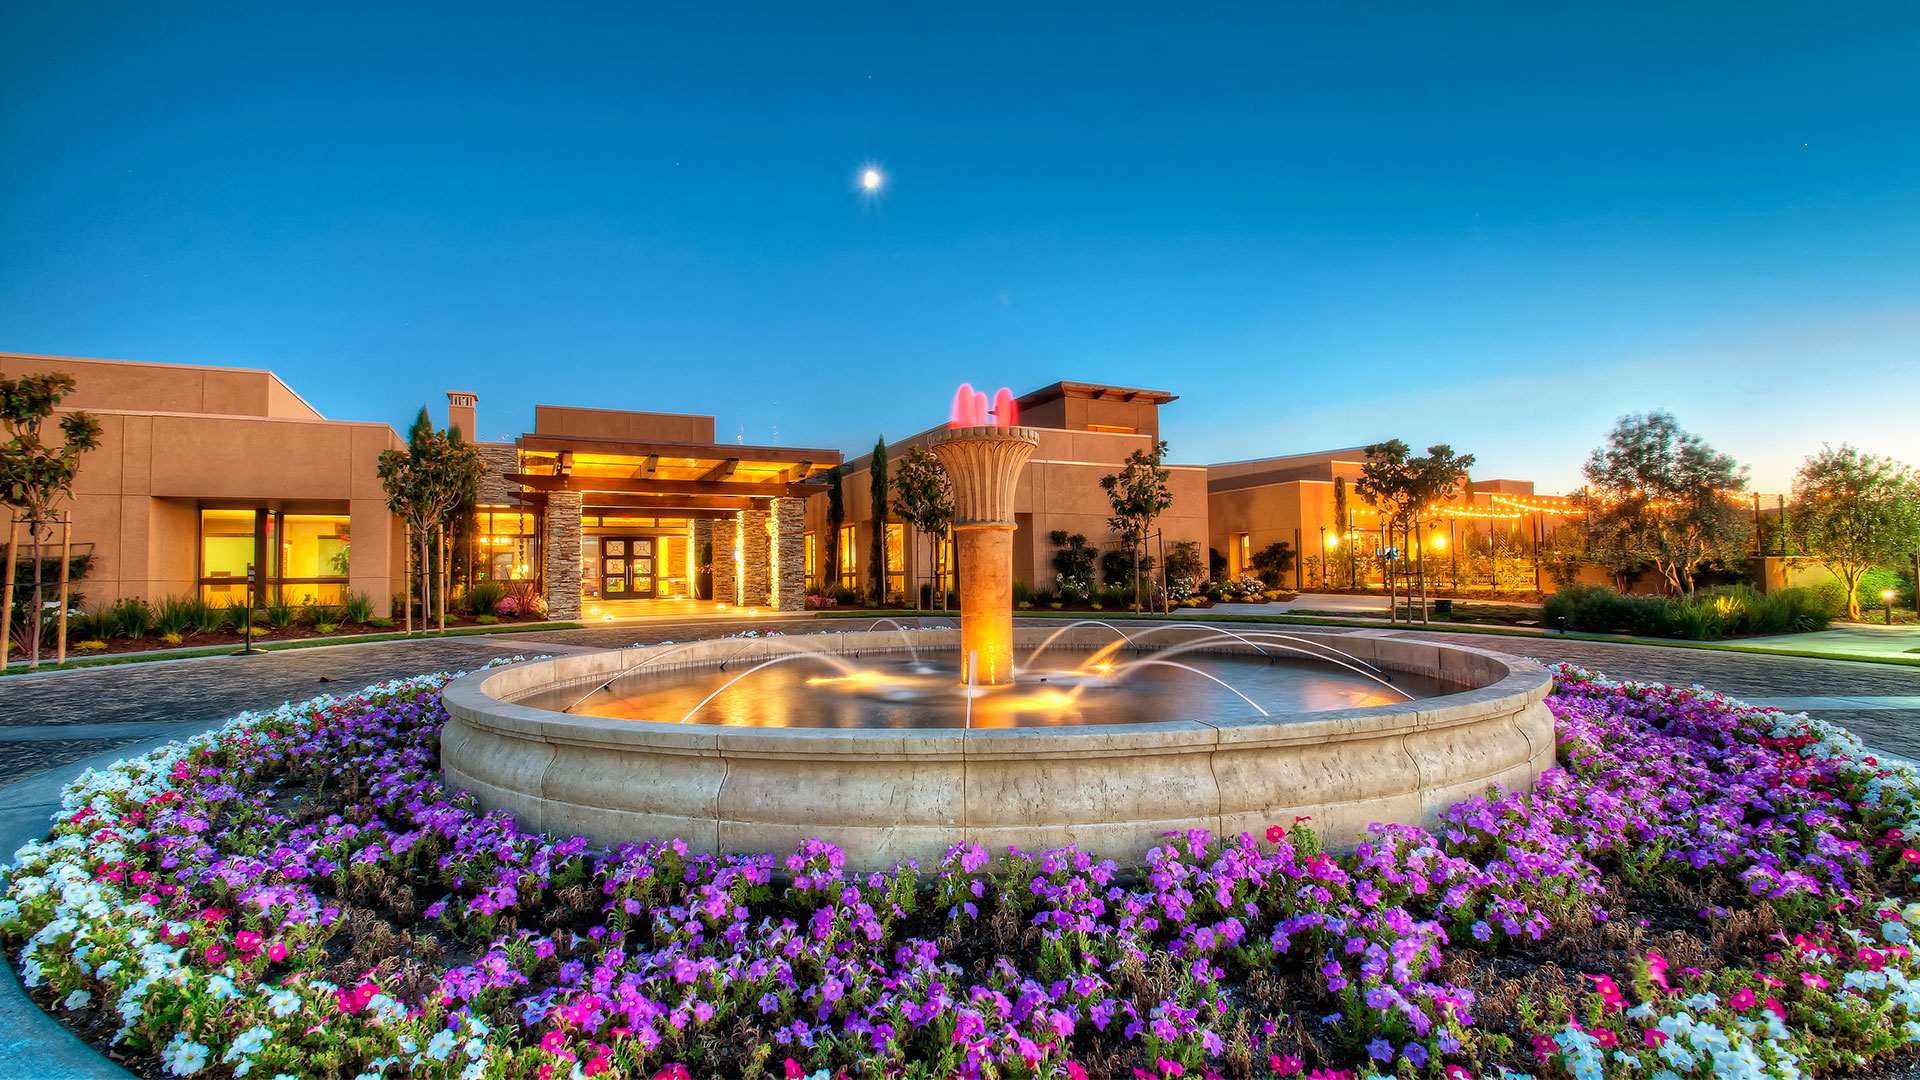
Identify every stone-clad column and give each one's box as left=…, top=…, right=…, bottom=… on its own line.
left=711, top=512, right=739, bottom=605
left=740, top=505, right=772, bottom=607
left=542, top=491, right=582, bottom=619
left=771, top=497, right=805, bottom=611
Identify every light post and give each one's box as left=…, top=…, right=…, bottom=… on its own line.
left=1884, top=588, right=1898, bottom=626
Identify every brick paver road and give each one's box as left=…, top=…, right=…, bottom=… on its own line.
left=1, top=615, right=1916, bottom=785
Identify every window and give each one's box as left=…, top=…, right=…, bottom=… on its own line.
left=199, top=509, right=256, bottom=605
left=804, top=533, right=818, bottom=591
left=199, top=508, right=350, bottom=606
left=471, top=505, right=537, bottom=582
left=278, top=513, right=351, bottom=606
left=838, top=524, right=858, bottom=590
left=885, top=523, right=907, bottom=600
left=1086, top=423, right=1137, bottom=435
left=1235, top=533, right=1251, bottom=577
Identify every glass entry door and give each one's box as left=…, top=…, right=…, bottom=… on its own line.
left=599, top=537, right=656, bottom=598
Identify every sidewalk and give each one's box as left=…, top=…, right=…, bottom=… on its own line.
left=1734, top=624, right=1920, bottom=661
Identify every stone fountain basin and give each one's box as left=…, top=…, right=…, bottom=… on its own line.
left=439, top=626, right=1555, bottom=869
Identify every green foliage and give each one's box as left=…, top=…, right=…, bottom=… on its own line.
left=464, top=580, right=508, bottom=616
left=1048, top=531, right=1097, bottom=595
left=193, top=600, right=229, bottom=635
left=105, top=597, right=153, bottom=639
left=1250, top=541, right=1295, bottom=587
left=890, top=445, right=953, bottom=610
left=300, top=603, right=340, bottom=626
left=340, top=592, right=375, bottom=625
left=0, top=370, right=103, bottom=664
left=868, top=437, right=889, bottom=603
left=259, top=599, right=294, bottom=629
left=67, top=609, right=111, bottom=643
left=1101, top=441, right=1175, bottom=607
left=1792, top=445, right=1920, bottom=619
left=151, top=595, right=201, bottom=637
left=1577, top=411, right=1750, bottom=595
left=1543, top=583, right=1832, bottom=639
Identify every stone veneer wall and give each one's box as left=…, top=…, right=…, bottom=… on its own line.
left=740, top=506, right=772, bottom=607
left=542, top=491, right=582, bottom=618
left=772, top=497, right=805, bottom=610
left=710, top=513, right=738, bottom=605
left=474, top=444, right=520, bottom=503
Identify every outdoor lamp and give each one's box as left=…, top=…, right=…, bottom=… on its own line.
left=1883, top=587, right=1898, bottom=625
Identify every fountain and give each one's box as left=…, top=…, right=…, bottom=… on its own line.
left=439, top=387, right=1556, bottom=868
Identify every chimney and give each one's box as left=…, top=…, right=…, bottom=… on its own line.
left=447, top=391, right=478, bottom=442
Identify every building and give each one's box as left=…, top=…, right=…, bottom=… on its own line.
left=462, top=398, right=840, bottom=619
left=805, top=381, right=1209, bottom=601
left=0, top=352, right=844, bottom=621
left=0, top=352, right=408, bottom=613
left=1207, top=446, right=1582, bottom=594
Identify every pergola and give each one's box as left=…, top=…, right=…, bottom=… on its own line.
left=506, top=433, right=841, bottom=616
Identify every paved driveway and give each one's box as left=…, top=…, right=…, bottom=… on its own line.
left=2, top=615, right=1918, bottom=785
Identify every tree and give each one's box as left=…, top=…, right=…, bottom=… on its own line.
left=1355, top=441, right=1474, bottom=621
left=1406, top=445, right=1474, bottom=618
left=1332, top=476, right=1351, bottom=588
left=0, top=372, right=101, bottom=668
left=1100, top=440, right=1174, bottom=611
left=377, top=409, right=484, bottom=633
left=867, top=437, right=889, bottom=604
left=1250, top=541, right=1295, bottom=587
left=891, top=445, right=953, bottom=610
left=1576, top=412, right=1750, bottom=596
left=821, top=465, right=844, bottom=595
left=1355, top=441, right=1418, bottom=621
left=1792, top=445, right=1920, bottom=620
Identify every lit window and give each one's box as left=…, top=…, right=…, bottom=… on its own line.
left=885, top=523, right=907, bottom=600
left=804, top=533, right=818, bottom=591
left=838, top=524, right=858, bottom=589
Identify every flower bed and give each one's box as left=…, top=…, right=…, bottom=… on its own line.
left=6, top=663, right=1920, bottom=1079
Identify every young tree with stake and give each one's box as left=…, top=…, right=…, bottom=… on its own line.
left=0, top=372, right=100, bottom=668
left=1792, top=445, right=1920, bottom=620
left=1100, top=441, right=1174, bottom=612
left=890, top=445, right=953, bottom=611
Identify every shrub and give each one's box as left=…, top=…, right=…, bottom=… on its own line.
left=340, top=592, right=375, bottom=625
left=1543, top=584, right=1673, bottom=636
left=312, top=622, right=339, bottom=634
left=193, top=602, right=229, bottom=636
left=474, top=614, right=499, bottom=624
left=299, top=603, right=339, bottom=626
left=160, top=632, right=183, bottom=646
left=105, top=597, right=153, bottom=639
left=368, top=616, right=395, bottom=629
left=151, top=595, right=199, bottom=637
left=464, top=581, right=508, bottom=617
left=66, top=610, right=111, bottom=643
left=72, top=639, right=106, bottom=652
left=262, top=599, right=296, bottom=630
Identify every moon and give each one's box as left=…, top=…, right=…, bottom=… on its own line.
left=859, top=166, right=884, bottom=193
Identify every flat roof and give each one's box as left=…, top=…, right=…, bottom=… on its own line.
left=1014, top=380, right=1179, bottom=406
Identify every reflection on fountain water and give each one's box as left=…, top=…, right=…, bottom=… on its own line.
left=536, top=629, right=1447, bottom=729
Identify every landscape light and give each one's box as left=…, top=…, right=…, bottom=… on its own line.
left=1884, top=587, right=1898, bottom=625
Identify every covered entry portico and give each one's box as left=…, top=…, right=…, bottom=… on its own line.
left=506, top=427, right=839, bottom=619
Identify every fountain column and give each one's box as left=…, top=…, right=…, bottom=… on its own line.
left=930, top=425, right=1040, bottom=687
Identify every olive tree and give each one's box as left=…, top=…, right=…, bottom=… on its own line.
left=0, top=372, right=101, bottom=667
left=1792, top=445, right=1920, bottom=620
left=1576, top=412, right=1749, bottom=596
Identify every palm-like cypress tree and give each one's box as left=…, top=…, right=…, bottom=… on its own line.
left=867, top=437, right=889, bottom=604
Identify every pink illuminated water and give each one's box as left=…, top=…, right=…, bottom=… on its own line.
left=949, top=383, right=1019, bottom=429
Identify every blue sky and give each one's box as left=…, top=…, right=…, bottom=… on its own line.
left=3, top=4, right=1916, bottom=492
